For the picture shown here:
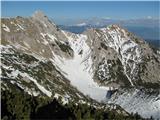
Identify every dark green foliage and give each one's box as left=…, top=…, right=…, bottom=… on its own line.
left=2, top=90, right=40, bottom=120
left=1, top=89, right=50, bottom=120
left=19, top=53, right=38, bottom=64
left=144, top=82, right=160, bottom=89
left=2, top=90, right=145, bottom=120
left=56, top=25, right=60, bottom=31
left=137, top=62, right=160, bottom=89
left=56, top=41, right=73, bottom=55
left=116, top=67, right=131, bottom=87
left=137, top=81, right=160, bottom=89
left=98, top=47, right=101, bottom=50
left=95, top=58, right=131, bottom=87
left=32, top=98, right=74, bottom=120
left=100, top=42, right=108, bottom=50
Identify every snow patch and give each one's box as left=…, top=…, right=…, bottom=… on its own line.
left=2, top=24, right=10, bottom=32
left=109, top=89, right=160, bottom=119
left=17, top=24, right=25, bottom=30
left=19, top=72, right=52, bottom=97
left=47, top=33, right=57, bottom=41
left=41, top=21, right=48, bottom=27
left=2, top=64, right=52, bottom=97
left=52, top=31, right=109, bottom=102
left=40, top=33, right=49, bottom=45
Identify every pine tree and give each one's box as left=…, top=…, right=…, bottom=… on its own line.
left=76, top=109, right=82, bottom=120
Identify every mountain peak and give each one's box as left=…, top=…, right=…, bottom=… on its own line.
left=32, top=10, right=48, bottom=20
left=32, top=10, right=57, bottom=28
left=107, top=24, right=122, bottom=29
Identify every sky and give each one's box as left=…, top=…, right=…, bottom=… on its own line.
left=1, top=1, right=159, bottom=24
left=1, top=1, right=160, bottom=39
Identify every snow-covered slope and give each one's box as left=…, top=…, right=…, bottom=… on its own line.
left=1, top=11, right=160, bottom=119
left=100, top=26, right=142, bottom=86
left=107, top=88, right=160, bottom=119
left=51, top=31, right=109, bottom=102
left=1, top=45, right=91, bottom=103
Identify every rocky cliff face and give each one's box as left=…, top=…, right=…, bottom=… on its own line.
left=84, top=25, right=160, bottom=88
left=1, top=11, right=160, bottom=119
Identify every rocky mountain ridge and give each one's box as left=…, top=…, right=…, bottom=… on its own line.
left=1, top=11, right=160, bottom=119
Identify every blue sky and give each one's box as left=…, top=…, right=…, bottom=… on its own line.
left=2, top=1, right=159, bottom=24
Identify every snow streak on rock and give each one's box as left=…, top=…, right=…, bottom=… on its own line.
left=100, top=26, right=142, bottom=86
left=2, top=24, right=10, bottom=32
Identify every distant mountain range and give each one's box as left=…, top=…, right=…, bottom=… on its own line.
left=59, top=25, right=159, bottom=48
left=58, top=17, right=160, bottom=43
left=56, top=17, right=159, bottom=27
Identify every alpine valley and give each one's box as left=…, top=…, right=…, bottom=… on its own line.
left=1, top=11, right=160, bottom=119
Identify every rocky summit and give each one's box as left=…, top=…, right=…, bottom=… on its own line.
left=1, top=11, right=160, bottom=119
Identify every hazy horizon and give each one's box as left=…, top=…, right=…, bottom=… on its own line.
left=2, top=1, right=159, bottom=25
